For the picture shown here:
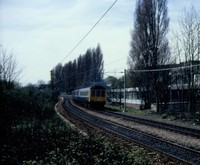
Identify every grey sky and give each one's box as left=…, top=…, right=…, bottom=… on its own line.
left=0, top=0, right=199, bottom=84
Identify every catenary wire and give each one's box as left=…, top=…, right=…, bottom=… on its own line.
left=53, top=63, right=200, bottom=85
left=59, top=0, right=118, bottom=64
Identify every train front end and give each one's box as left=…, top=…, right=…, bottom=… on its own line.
left=89, top=85, right=107, bottom=108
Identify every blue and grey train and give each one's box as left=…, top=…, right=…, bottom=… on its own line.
left=72, top=84, right=107, bottom=108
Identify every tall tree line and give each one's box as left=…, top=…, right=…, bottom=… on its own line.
left=51, top=44, right=104, bottom=93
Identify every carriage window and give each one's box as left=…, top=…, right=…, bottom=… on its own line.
left=80, top=91, right=88, bottom=96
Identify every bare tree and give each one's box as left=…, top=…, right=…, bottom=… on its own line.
left=0, top=48, right=22, bottom=85
left=172, top=6, right=200, bottom=114
left=128, top=0, right=171, bottom=111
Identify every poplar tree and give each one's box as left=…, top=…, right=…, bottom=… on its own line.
left=92, top=44, right=104, bottom=82
left=128, top=0, right=170, bottom=111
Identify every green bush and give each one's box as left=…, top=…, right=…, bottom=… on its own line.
left=2, top=115, right=144, bottom=165
left=0, top=83, right=149, bottom=165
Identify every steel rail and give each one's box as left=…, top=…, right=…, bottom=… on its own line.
left=64, top=100, right=200, bottom=165
left=101, top=109, right=200, bottom=138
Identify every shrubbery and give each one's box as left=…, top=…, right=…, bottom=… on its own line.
left=0, top=82, right=148, bottom=164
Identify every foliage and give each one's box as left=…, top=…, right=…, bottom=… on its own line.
left=0, top=82, right=150, bottom=165
left=105, top=76, right=124, bottom=89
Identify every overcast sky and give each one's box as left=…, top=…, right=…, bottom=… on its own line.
left=0, top=0, right=200, bottom=85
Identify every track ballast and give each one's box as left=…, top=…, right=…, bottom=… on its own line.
left=64, top=99, right=200, bottom=165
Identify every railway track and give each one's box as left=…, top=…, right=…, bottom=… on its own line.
left=100, top=109, right=200, bottom=139
left=64, top=99, right=200, bottom=165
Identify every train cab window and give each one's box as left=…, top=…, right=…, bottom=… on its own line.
left=96, top=90, right=100, bottom=97
left=91, top=90, right=95, bottom=96
left=101, top=90, right=105, bottom=97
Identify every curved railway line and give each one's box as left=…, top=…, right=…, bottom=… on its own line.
left=61, top=98, right=200, bottom=164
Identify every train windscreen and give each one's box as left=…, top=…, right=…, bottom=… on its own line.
left=102, top=90, right=105, bottom=97
left=91, top=90, right=95, bottom=96
left=96, top=90, right=100, bottom=97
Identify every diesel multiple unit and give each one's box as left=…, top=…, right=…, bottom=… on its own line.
left=72, top=84, right=107, bottom=108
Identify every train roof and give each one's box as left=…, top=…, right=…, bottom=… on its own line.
left=90, top=82, right=108, bottom=89
left=78, top=87, right=90, bottom=92
left=72, top=83, right=108, bottom=92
